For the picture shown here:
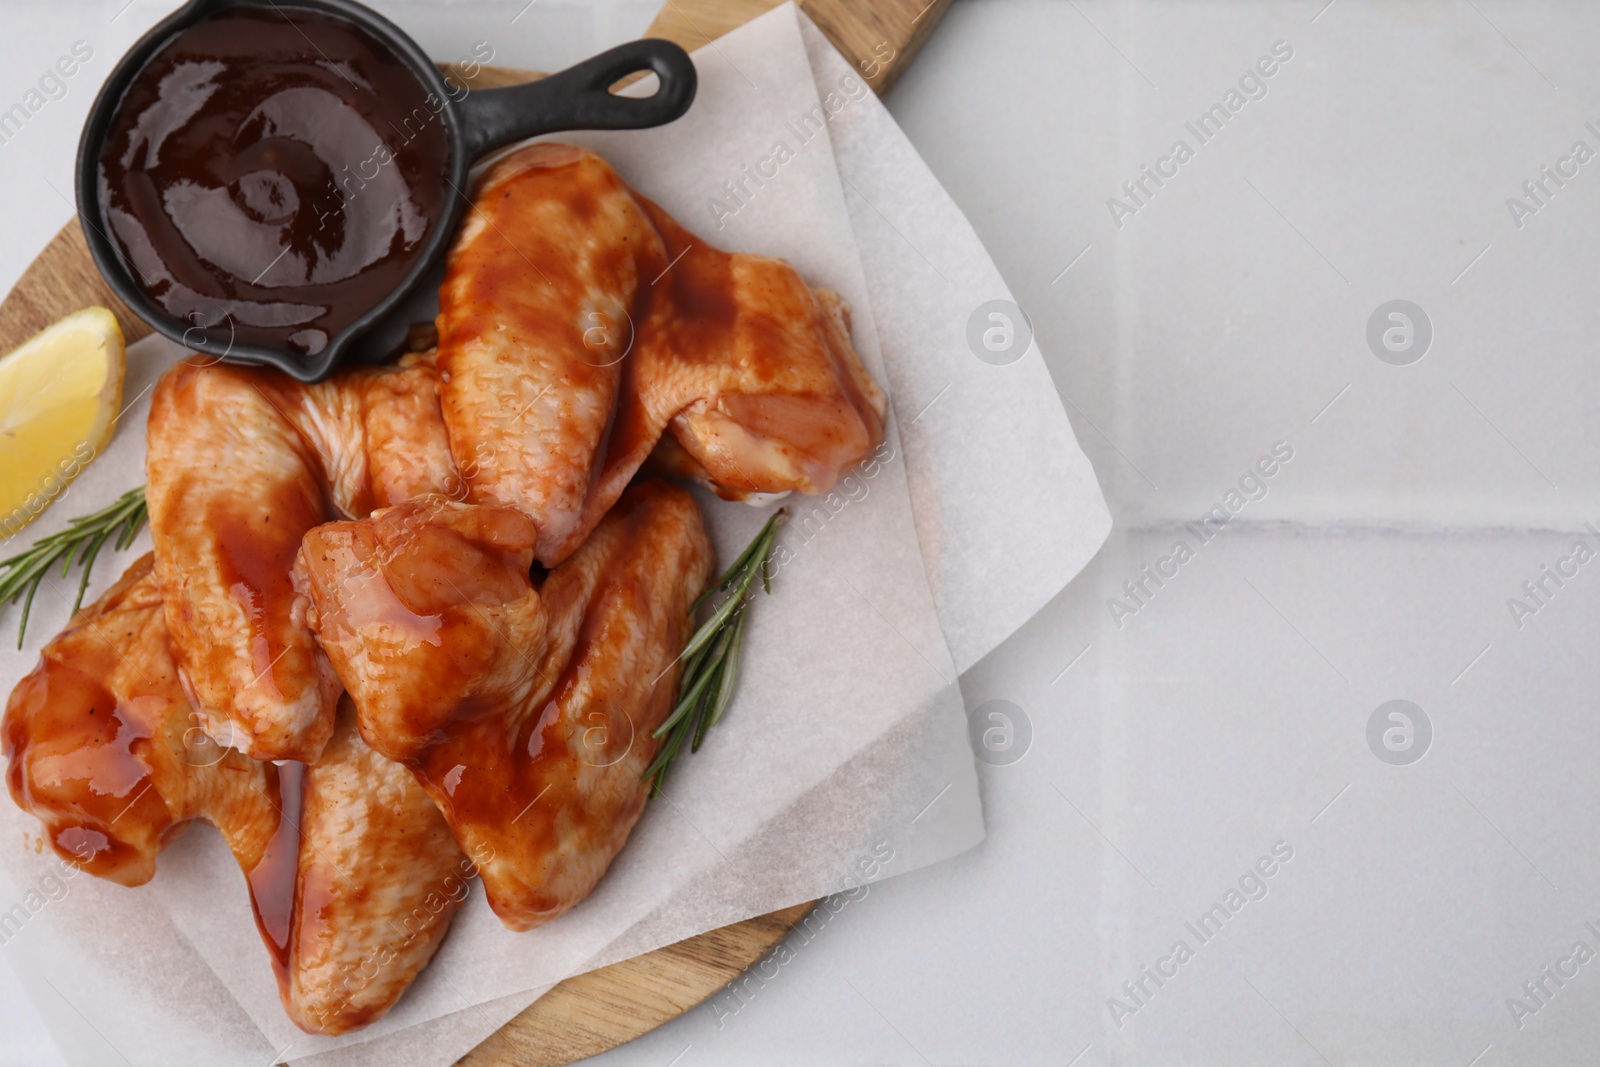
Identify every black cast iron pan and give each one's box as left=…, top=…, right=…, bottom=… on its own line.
left=75, top=0, right=696, bottom=382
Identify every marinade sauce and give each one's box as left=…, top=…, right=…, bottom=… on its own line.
left=98, top=6, right=452, bottom=356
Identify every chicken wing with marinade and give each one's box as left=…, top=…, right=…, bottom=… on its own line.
left=633, top=199, right=886, bottom=496
left=147, top=360, right=343, bottom=762
left=291, top=497, right=548, bottom=762
left=296, top=481, right=713, bottom=930
left=573, top=197, right=887, bottom=538
left=284, top=699, right=472, bottom=1035
left=435, top=142, right=664, bottom=565
left=146, top=352, right=459, bottom=762
left=2, top=553, right=281, bottom=886
left=434, top=143, right=886, bottom=565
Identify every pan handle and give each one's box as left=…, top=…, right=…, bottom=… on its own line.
left=456, top=39, right=697, bottom=159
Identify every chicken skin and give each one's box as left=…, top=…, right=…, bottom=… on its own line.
left=352, top=352, right=462, bottom=508
left=296, top=481, right=713, bottom=930
left=146, top=352, right=458, bottom=762
left=436, top=143, right=665, bottom=565
left=435, top=143, right=886, bottom=565
left=147, top=360, right=343, bottom=763
left=284, top=700, right=472, bottom=1035
left=622, top=198, right=886, bottom=501
left=292, top=498, right=548, bottom=763
left=2, top=555, right=472, bottom=1034
left=2, top=554, right=281, bottom=884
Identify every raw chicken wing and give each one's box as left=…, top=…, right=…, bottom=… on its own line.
left=436, top=143, right=664, bottom=564
left=622, top=198, right=886, bottom=502
left=2, top=554, right=281, bottom=885
left=435, top=143, right=887, bottom=565
left=283, top=700, right=471, bottom=1035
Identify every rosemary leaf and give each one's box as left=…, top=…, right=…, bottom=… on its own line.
left=17, top=580, right=40, bottom=649
left=647, top=508, right=784, bottom=795
left=687, top=657, right=723, bottom=753
left=74, top=526, right=116, bottom=615
left=653, top=631, right=728, bottom=740
left=704, top=604, right=748, bottom=735
left=1, top=486, right=149, bottom=647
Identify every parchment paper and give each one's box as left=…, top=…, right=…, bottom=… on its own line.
left=0, top=7, right=1110, bottom=1065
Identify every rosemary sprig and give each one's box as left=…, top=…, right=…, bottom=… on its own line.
left=0, top=486, right=149, bottom=647
left=645, top=508, right=784, bottom=795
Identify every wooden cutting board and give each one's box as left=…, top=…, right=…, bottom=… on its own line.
left=0, top=2, right=949, bottom=1064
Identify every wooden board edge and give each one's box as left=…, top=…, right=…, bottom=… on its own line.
left=457, top=901, right=815, bottom=1066
left=645, top=0, right=953, bottom=96
left=0, top=223, right=151, bottom=357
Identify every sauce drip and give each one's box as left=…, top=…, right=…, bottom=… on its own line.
left=247, top=759, right=304, bottom=992
left=98, top=5, right=451, bottom=356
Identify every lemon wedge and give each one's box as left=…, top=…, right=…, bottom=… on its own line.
left=0, top=307, right=125, bottom=537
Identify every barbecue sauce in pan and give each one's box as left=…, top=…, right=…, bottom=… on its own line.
left=98, top=6, right=452, bottom=356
